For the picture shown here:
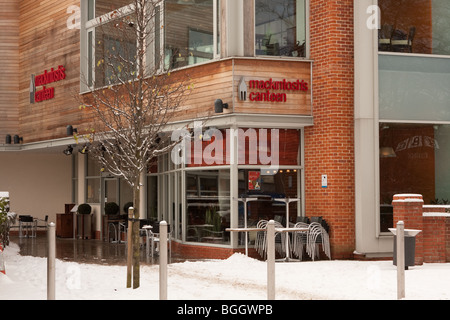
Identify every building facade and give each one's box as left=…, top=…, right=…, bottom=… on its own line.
left=1, top=0, right=449, bottom=260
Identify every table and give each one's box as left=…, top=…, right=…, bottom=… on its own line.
left=142, top=225, right=172, bottom=260
left=234, top=197, right=258, bottom=256
left=273, top=198, right=300, bottom=261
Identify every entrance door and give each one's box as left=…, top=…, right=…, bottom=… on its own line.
left=103, top=178, right=119, bottom=214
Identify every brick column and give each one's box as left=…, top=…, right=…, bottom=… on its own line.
left=392, top=194, right=424, bottom=265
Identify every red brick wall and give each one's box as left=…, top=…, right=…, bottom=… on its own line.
left=423, top=216, right=446, bottom=263
left=393, top=198, right=450, bottom=264
left=446, top=218, right=450, bottom=262
left=305, top=0, right=355, bottom=259
left=392, top=194, right=424, bottom=265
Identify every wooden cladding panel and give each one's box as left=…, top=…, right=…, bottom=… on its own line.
left=18, top=0, right=81, bottom=143
left=0, top=0, right=20, bottom=139
left=231, top=59, right=312, bottom=116
left=172, top=59, right=234, bottom=121
left=171, top=58, right=312, bottom=122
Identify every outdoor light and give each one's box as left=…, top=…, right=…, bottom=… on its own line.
left=63, top=145, right=73, bottom=156
left=214, top=99, right=228, bottom=113
left=66, top=125, right=78, bottom=136
left=5, top=134, right=11, bottom=144
left=13, top=135, right=23, bottom=144
left=78, top=144, right=89, bottom=154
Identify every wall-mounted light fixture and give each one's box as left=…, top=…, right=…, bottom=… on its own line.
left=78, top=144, right=89, bottom=155
left=13, top=135, right=23, bottom=144
left=66, top=125, right=78, bottom=136
left=5, top=134, right=11, bottom=144
left=63, top=145, right=73, bottom=156
left=214, top=99, right=228, bottom=113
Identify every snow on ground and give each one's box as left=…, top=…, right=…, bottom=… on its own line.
left=1, top=242, right=450, bottom=300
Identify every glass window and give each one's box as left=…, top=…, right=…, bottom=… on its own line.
left=83, top=0, right=219, bottom=90
left=379, top=54, right=450, bottom=122
left=93, top=14, right=137, bottom=88
left=378, top=0, right=450, bottom=55
left=255, top=0, right=307, bottom=57
left=186, top=128, right=300, bottom=167
left=90, top=0, right=133, bottom=19
left=238, top=169, right=300, bottom=225
left=379, top=123, right=450, bottom=232
left=186, top=170, right=230, bottom=244
left=164, top=0, right=216, bottom=69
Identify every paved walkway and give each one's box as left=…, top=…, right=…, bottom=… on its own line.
left=9, top=235, right=186, bottom=266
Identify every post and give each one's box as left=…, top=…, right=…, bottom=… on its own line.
left=47, top=222, right=56, bottom=300
left=267, top=220, right=275, bottom=300
left=159, top=221, right=168, bottom=300
left=126, top=207, right=134, bottom=288
left=397, top=221, right=405, bottom=300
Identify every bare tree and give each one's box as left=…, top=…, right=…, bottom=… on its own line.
left=78, top=0, right=192, bottom=289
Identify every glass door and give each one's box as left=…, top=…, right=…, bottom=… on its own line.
left=102, top=178, right=119, bottom=214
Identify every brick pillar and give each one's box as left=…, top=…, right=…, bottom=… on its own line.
left=392, top=194, right=424, bottom=265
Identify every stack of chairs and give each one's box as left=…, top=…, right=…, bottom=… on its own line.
left=255, top=216, right=331, bottom=261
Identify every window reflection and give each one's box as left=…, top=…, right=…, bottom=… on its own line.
left=186, top=170, right=230, bottom=244
left=379, top=123, right=450, bottom=232
left=90, top=0, right=133, bottom=18
left=238, top=169, right=299, bottom=226
left=165, top=0, right=215, bottom=69
left=255, top=0, right=306, bottom=57
left=378, top=0, right=450, bottom=55
left=94, top=15, right=137, bottom=88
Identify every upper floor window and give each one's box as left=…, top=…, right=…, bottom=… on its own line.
left=164, top=0, right=219, bottom=70
left=82, top=0, right=220, bottom=90
left=378, top=0, right=450, bottom=55
left=255, top=0, right=307, bottom=57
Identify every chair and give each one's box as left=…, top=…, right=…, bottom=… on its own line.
left=391, top=27, right=415, bottom=53
left=19, top=215, right=36, bottom=238
left=273, top=221, right=285, bottom=256
left=254, top=220, right=268, bottom=258
left=145, top=222, right=172, bottom=260
left=266, top=43, right=280, bottom=56
left=378, top=24, right=393, bottom=51
left=296, top=216, right=310, bottom=224
left=35, top=215, right=48, bottom=232
left=306, top=222, right=331, bottom=261
left=292, top=222, right=309, bottom=260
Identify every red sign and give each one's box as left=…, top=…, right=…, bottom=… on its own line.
left=35, top=65, right=66, bottom=87
left=238, top=77, right=308, bottom=103
left=31, top=65, right=66, bottom=103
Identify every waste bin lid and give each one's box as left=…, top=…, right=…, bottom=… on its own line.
left=388, top=228, right=422, bottom=237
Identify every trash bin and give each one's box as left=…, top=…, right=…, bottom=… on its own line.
left=389, top=228, right=422, bottom=270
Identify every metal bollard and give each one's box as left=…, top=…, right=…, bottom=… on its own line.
left=266, top=220, right=275, bottom=300
left=159, top=221, right=168, bottom=300
left=397, top=221, right=405, bottom=300
left=47, top=222, right=56, bottom=300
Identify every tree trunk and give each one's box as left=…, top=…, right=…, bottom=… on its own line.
left=132, top=180, right=141, bottom=289
left=126, top=176, right=141, bottom=289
